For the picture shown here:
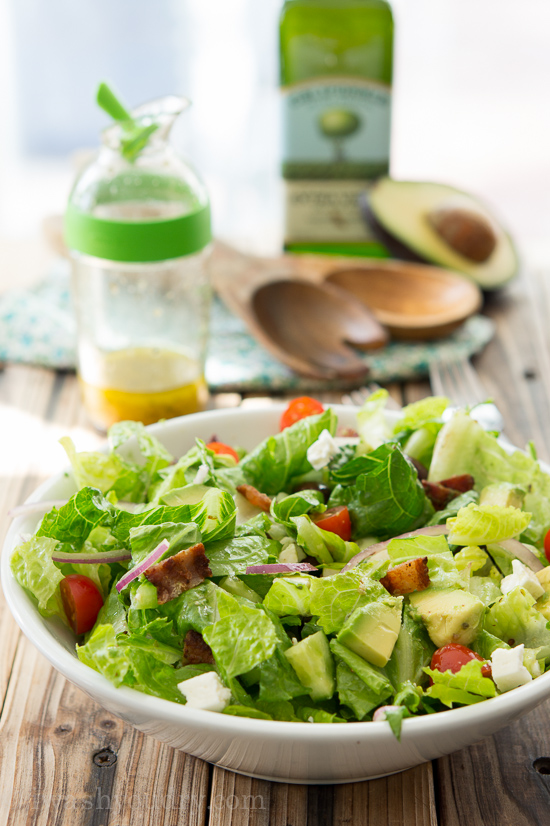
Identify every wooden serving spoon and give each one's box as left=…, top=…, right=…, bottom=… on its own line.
left=210, top=243, right=388, bottom=380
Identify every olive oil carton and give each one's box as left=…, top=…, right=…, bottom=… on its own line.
left=280, top=0, right=393, bottom=256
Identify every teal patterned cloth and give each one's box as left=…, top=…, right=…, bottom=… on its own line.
left=0, top=262, right=494, bottom=392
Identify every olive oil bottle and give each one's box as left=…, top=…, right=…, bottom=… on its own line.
left=280, top=0, right=393, bottom=256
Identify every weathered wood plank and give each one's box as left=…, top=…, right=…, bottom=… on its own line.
left=435, top=700, right=550, bottom=826
left=208, top=762, right=437, bottom=826
left=0, top=633, right=211, bottom=826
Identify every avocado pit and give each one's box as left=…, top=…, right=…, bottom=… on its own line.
left=427, top=205, right=497, bottom=263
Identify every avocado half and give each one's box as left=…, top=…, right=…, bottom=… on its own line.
left=363, top=178, right=519, bottom=290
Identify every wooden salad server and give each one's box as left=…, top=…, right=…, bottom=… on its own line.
left=210, top=243, right=388, bottom=380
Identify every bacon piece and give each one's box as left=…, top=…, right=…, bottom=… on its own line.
left=183, top=630, right=215, bottom=665
left=423, top=473, right=475, bottom=510
left=438, top=474, right=475, bottom=493
left=380, top=556, right=430, bottom=596
left=422, top=480, right=458, bottom=510
left=144, top=542, right=212, bottom=605
left=236, top=484, right=272, bottom=512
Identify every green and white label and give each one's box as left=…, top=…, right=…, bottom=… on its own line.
left=282, top=77, right=391, bottom=243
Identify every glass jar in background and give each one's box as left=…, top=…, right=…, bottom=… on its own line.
left=65, top=94, right=211, bottom=430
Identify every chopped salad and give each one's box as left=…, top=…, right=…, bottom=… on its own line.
left=10, top=393, right=550, bottom=737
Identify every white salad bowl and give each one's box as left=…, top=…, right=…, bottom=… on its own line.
left=3, top=404, right=550, bottom=785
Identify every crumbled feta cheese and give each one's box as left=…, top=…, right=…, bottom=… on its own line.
left=491, top=644, right=533, bottom=693
left=307, top=429, right=339, bottom=471
left=500, top=559, right=545, bottom=600
left=291, top=637, right=298, bottom=645
left=177, top=672, right=232, bottom=712
left=193, top=464, right=209, bottom=485
left=308, top=716, right=315, bottom=723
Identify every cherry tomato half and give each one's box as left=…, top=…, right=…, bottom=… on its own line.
left=60, top=574, right=104, bottom=635
left=312, top=506, right=352, bottom=541
left=280, top=396, right=324, bottom=430
left=430, top=643, right=492, bottom=680
left=206, top=441, right=240, bottom=463
left=544, top=529, right=550, bottom=564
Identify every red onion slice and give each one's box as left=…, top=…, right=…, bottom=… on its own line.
left=116, top=539, right=170, bottom=592
left=342, top=526, right=450, bottom=572
left=245, top=563, right=318, bottom=575
left=52, top=549, right=132, bottom=565
left=373, top=705, right=400, bottom=722
left=493, top=538, right=544, bottom=572
left=9, top=500, right=68, bottom=519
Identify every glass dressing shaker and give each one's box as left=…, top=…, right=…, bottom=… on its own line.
left=65, top=88, right=211, bottom=430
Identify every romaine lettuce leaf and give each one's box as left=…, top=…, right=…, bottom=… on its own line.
left=117, top=631, right=182, bottom=664
left=336, top=660, right=379, bottom=720
left=329, top=443, right=428, bottom=539
left=330, top=639, right=393, bottom=706
left=160, top=580, right=220, bottom=635
left=394, top=396, right=449, bottom=468
left=447, top=504, right=531, bottom=546
left=271, top=490, right=325, bottom=527
left=293, top=516, right=361, bottom=564
left=60, top=436, right=144, bottom=502
left=77, top=624, right=131, bottom=687
left=247, top=602, right=302, bottom=704
left=202, top=603, right=279, bottom=678
left=423, top=659, right=496, bottom=707
left=468, top=577, right=502, bottom=607
left=309, top=569, right=386, bottom=634
left=263, top=575, right=313, bottom=616
left=205, top=535, right=279, bottom=576
left=10, top=536, right=65, bottom=618
left=484, top=586, right=550, bottom=661
left=234, top=409, right=337, bottom=495
left=37, top=487, right=114, bottom=545
left=113, top=487, right=236, bottom=544
left=395, top=396, right=450, bottom=434
left=355, top=388, right=393, bottom=450
left=129, top=522, right=202, bottom=565
left=385, top=604, right=435, bottom=688
left=429, top=412, right=550, bottom=546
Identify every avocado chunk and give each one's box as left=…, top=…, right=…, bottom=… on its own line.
left=409, top=588, right=484, bottom=647
left=336, top=598, right=403, bottom=668
left=364, top=177, right=519, bottom=290
left=479, top=483, right=525, bottom=510
left=284, top=631, right=335, bottom=701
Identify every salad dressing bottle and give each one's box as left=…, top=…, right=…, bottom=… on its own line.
left=65, top=85, right=211, bottom=430
left=280, top=0, right=394, bottom=256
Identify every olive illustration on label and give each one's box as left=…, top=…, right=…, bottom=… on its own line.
left=318, top=109, right=361, bottom=162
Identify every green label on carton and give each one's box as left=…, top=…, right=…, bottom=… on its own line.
left=282, top=77, right=390, bottom=244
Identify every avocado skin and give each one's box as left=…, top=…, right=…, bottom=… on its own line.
left=359, top=195, right=425, bottom=264
left=361, top=178, right=519, bottom=291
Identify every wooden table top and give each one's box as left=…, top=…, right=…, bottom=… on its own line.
left=1, top=266, right=550, bottom=825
